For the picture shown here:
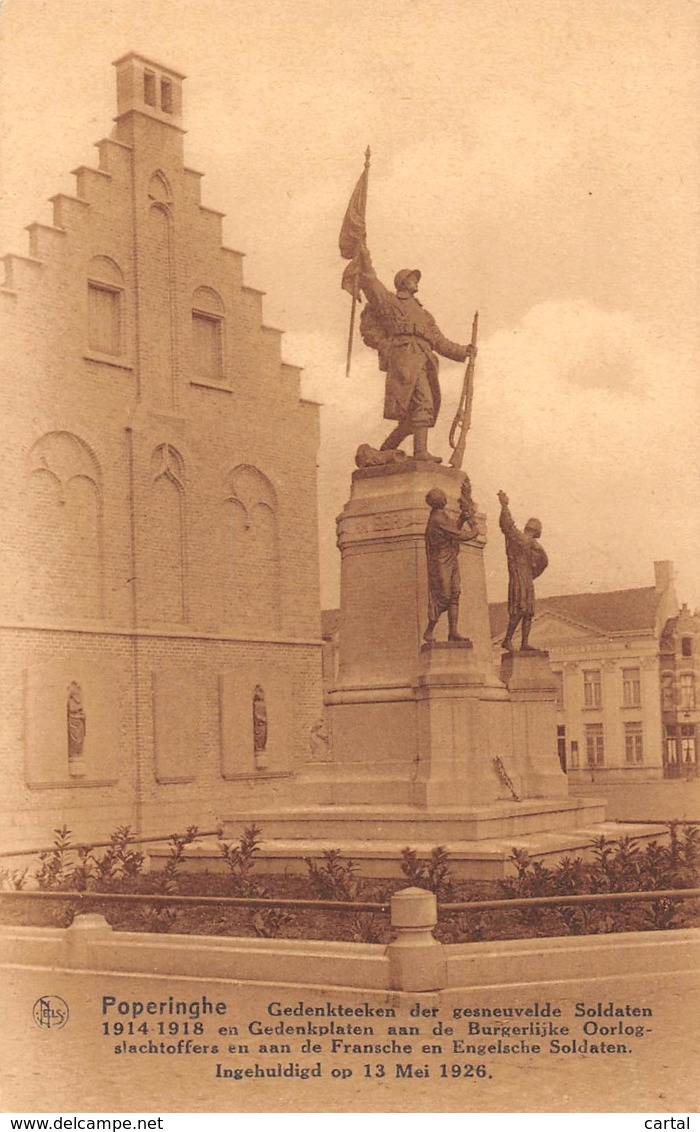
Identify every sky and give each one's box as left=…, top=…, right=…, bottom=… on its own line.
left=1, top=0, right=698, bottom=611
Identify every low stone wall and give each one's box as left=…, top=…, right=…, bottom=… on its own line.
left=2, top=888, right=698, bottom=993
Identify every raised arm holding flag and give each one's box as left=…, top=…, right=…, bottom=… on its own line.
left=339, top=147, right=371, bottom=379
left=339, top=151, right=476, bottom=462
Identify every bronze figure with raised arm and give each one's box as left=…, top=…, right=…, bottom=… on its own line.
left=498, top=490, right=548, bottom=652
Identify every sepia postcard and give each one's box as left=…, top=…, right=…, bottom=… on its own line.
left=0, top=0, right=698, bottom=1117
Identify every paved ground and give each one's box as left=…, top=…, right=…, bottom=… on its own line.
left=570, top=778, right=700, bottom=823
left=1, top=963, right=699, bottom=1113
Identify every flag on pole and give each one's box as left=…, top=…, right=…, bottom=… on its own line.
left=340, top=148, right=371, bottom=378
left=339, top=158, right=369, bottom=297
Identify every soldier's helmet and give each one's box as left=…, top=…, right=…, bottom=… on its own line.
left=394, top=268, right=421, bottom=291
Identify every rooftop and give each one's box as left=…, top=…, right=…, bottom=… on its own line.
left=488, top=586, right=661, bottom=639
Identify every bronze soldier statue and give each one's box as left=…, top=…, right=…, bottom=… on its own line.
left=423, top=487, right=478, bottom=643
left=358, top=242, right=475, bottom=462
left=498, top=490, right=548, bottom=652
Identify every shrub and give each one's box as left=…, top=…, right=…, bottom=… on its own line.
left=305, top=849, right=359, bottom=902
left=152, top=826, right=200, bottom=896
left=219, top=825, right=265, bottom=897
left=497, top=828, right=700, bottom=936
left=0, top=867, right=29, bottom=891
left=93, top=826, right=145, bottom=887
left=400, top=845, right=455, bottom=902
left=36, top=826, right=74, bottom=891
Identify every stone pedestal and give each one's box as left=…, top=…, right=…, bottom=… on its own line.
left=335, top=461, right=498, bottom=687
left=315, top=460, right=567, bottom=808
left=223, top=460, right=609, bottom=876
left=412, top=642, right=515, bottom=808
left=501, top=651, right=568, bottom=799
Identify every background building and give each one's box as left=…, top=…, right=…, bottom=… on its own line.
left=489, top=561, right=695, bottom=783
left=660, top=604, right=700, bottom=780
left=0, top=55, right=323, bottom=848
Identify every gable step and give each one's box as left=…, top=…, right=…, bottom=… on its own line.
left=51, top=194, right=90, bottom=229
left=71, top=164, right=112, bottom=202
left=25, top=222, right=66, bottom=258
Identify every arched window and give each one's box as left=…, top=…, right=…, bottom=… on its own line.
left=221, top=465, right=279, bottom=632
left=148, top=170, right=172, bottom=205
left=26, top=432, right=103, bottom=619
left=87, top=256, right=124, bottom=356
left=192, top=286, right=225, bottom=385
left=143, top=445, right=187, bottom=623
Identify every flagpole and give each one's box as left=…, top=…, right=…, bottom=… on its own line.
left=344, top=146, right=371, bottom=380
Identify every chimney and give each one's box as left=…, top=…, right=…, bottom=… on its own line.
left=654, top=560, right=674, bottom=594
left=113, top=53, right=185, bottom=129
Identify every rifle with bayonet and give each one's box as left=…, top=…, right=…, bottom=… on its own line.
left=448, top=310, right=479, bottom=469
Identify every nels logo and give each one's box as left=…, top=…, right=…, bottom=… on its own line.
left=33, top=996, right=69, bottom=1030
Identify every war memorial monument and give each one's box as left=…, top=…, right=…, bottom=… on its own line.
left=221, top=156, right=620, bottom=878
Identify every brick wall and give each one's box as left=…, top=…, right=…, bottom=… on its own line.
left=0, top=55, right=323, bottom=849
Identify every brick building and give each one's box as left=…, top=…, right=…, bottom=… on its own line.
left=0, top=55, right=323, bottom=849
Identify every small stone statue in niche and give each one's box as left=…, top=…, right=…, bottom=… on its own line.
left=67, top=681, right=86, bottom=769
left=498, top=490, right=548, bottom=652
left=309, top=717, right=332, bottom=762
left=423, top=484, right=478, bottom=644
left=252, top=684, right=268, bottom=769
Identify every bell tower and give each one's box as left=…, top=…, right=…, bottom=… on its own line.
left=113, top=52, right=185, bottom=129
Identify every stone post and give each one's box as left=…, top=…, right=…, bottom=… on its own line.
left=386, top=886, right=446, bottom=992
left=65, top=912, right=113, bottom=968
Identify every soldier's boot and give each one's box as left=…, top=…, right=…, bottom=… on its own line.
left=413, top=427, right=442, bottom=462
left=380, top=423, right=411, bottom=451
left=423, top=619, right=437, bottom=644
left=501, top=614, right=520, bottom=652
left=448, top=600, right=469, bottom=642
left=520, top=615, right=536, bottom=652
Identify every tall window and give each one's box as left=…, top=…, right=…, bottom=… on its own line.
left=553, top=671, right=564, bottom=709
left=557, top=725, right=566, bottom=771
left=622, top=667, right=641, bottom=707
left=585, top=723, right=605, bottom=765
left=87, top=256, right=124, bottom=356
left=661, top=674, right=674, bottom=711
left=679, top=673, right=696, bottom=709
left=26, top=432, right=103, bottom=619
left=680, top=724, right=696, bottom=763
left=665, top=725, right=677, bottom=765
left=192, top=286, right=225, bottom=384
left=220, top=464, right=279, bottom=633
left=160, top=77, right=173, bottom=113
left=681, top=637, right=693, bottom=658
left=624, top=722, right=644, bottom=764
left=144, top=70, right=157, bottom=106
left=583, top=670, right=602, bottom=708
left=570, top=740, right=580, bottom=769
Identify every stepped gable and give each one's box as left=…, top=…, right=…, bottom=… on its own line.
left=0, top=51, right=306, bottom=411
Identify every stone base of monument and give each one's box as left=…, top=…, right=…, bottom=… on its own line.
left=217, top=461, right=631, bottom=878
left=210, top=811, right=661, bottom=880
left=218, top=640, right=620, bottom=880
